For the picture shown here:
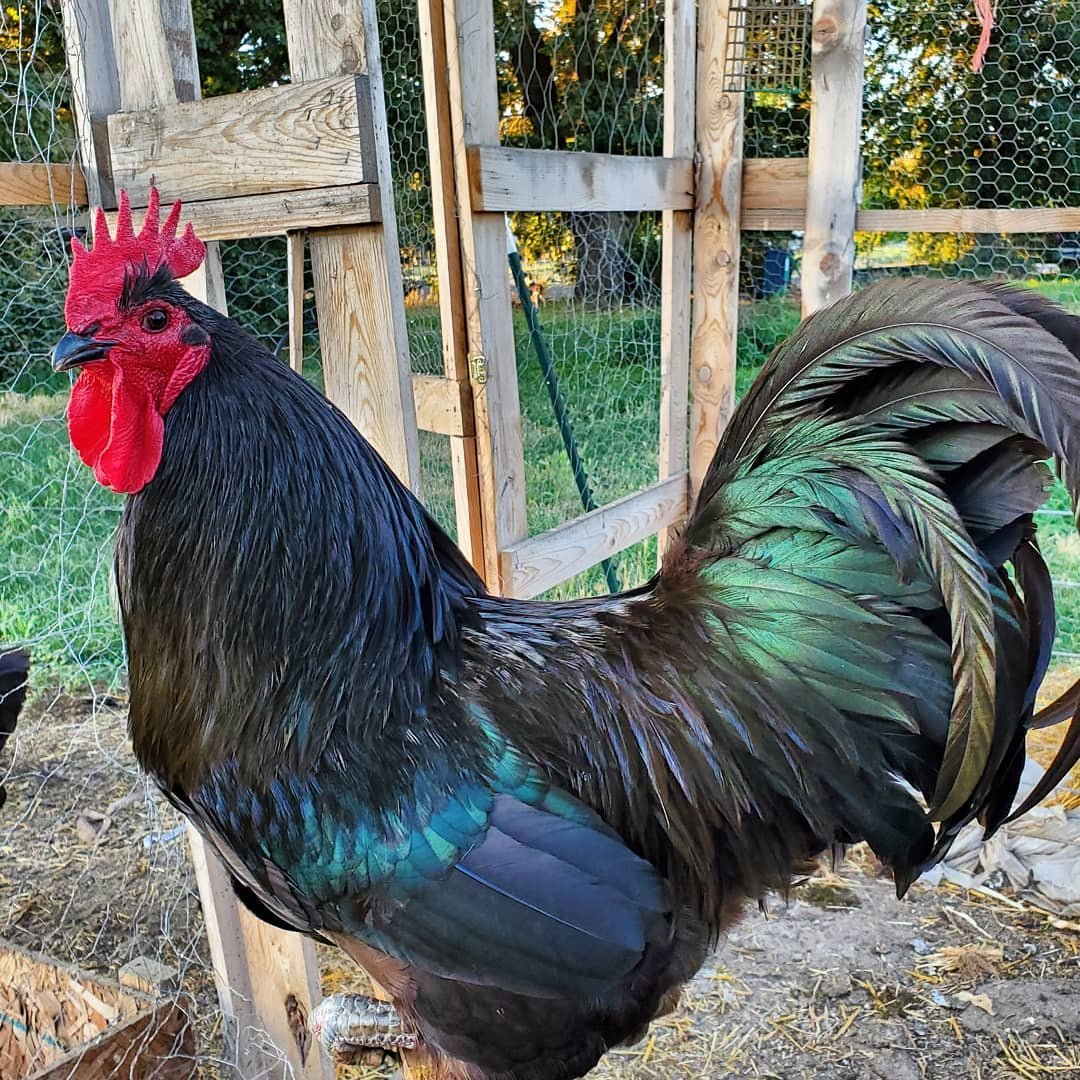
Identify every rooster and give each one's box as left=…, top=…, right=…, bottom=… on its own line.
left=0, top=648, right=29, bottom=810
left=52, top=190, right=1080, bottom=1079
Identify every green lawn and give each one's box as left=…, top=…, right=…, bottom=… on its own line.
left=2, top=277, right=1079, bottom=682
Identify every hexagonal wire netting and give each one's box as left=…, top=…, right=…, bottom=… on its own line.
left=0, top=0, right=1077, bottom=1073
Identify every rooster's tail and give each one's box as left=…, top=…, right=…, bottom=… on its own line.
left=674, top=279, right=1080, bottom=884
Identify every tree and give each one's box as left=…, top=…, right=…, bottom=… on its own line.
left=495, top=0, right=665, bottom=301
left=861, top=0, right=1077, bottom=267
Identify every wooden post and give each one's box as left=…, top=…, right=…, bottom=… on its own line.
left=802, top=0, right=866, bottom=315
left=418, top=0, right=487, bottom=574
left=689, top=0, right=744, bottom=497
left=60, top=2, right=332, bottom=1076
left=282, top=0, right=421, bottom=493
left=444, top=0, right=528, bottom=590
left=59, top=0, right=120, bottom=208
left=657, top=0, right=696, bottom=552
left=286, top=232, right=306, bottom=375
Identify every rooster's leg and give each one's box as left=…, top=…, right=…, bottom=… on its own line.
left=309, top=992, right=420, bottom=1066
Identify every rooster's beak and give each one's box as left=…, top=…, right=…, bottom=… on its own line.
left=51, top=332, right=116, bottom=372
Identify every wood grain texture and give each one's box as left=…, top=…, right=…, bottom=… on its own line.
left=745, top=206, right=1080, bottom=232
left=287, top=232, right=307, bottom=373
left=187, top=831, right=330, bottom=1080
left=856, top=207, right=1080, bottom=233
left=418, top=0, right=485, bottom=573
left=657, top=0, right=695, bottom=556
left=412, top=374, right=470, bottom=435
left=33, top=1002, right=195, bottom=1080
left=105, top=184, right=379, bottom=240
left=0, top=163, right=87, bottom=206
left=741, top=207, right=806, bottom=230
left=158, top=0, right=200, bottom=101
left=742, top=157, right=808, bottom=209
left=59, top=0, right=120, bottom=207
left=303, top=228, right=413, bottom=481
left=109, top=76, right=374, bottom=205
left=501, top=475, right=688, bottom=599
left=802, top=0, right=866, bottom=314
left=468, top=146, right=695, bottom=212
left=283, top=0, right=421, bottom=493
left=689, top=0, right=743, bottom=494
left=445, top=0, right=528, bottom=587
left=109, top=0, right=176, bottom=112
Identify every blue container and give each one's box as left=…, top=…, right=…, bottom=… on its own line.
left=762, top=247, right=792, bottom=297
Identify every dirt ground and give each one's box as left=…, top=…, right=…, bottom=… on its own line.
left=4, top=688, right=1080, bottom=1079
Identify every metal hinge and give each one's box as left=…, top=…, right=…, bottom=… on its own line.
left=469, top=354, right=488, bottom=386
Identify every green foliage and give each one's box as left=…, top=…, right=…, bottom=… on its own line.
left=861, top=0, right=1077, bottom=265
left=0, top=4, right=74, bottom=162
left=190, top=0, right=290, bottom=95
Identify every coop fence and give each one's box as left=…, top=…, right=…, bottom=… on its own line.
left=0, top=0, right=1077, bottom=1074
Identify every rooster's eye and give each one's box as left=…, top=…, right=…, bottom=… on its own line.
left=142, top=308, right=169, bottom=333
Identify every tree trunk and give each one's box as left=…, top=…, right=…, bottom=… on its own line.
left=568, top=212, right=644, bottom=304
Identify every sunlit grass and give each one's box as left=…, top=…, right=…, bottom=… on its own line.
left=3, top=278, right=1078, bottom=678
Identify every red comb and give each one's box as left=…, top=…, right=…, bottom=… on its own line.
left=69, top=186, right=206, bottom=286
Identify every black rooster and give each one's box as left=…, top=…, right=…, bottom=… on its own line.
left=0, top=648, right=29, bottom=810
left=52, top=190, right=1080, bottom=1079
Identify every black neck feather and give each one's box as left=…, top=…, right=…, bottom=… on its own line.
left=117, top=306, right=484, bottom=795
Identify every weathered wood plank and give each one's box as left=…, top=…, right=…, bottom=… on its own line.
left=32, top=1001, right=194, bottom=1080
left=446, top=0, right=528, bottom=587
left=856, top=207, right=1080, bottom=233
left=0, top=163, right=87, bottom=206
left=742, top=157, right=808, bottom=210
left=802, top=0, right=866, bottom=314
left=105, top=184, right=379, bottom=240
left=689, top=0, right=743, bottom=494
left=286, top=232, right=306, bottom=374
left=741, top=206, right=1080, bottom=233
left=657, top=0, right=696, bottom=556
left=283, top=0, right=421, bottom=492
left=109, top=0, right=176, bottom=112
left=741, top=207, right=807, bottom=230
left=418, top=0, right=486, bottom=572
left=412, top=374, right=470, bottom=436
left=468, top=146, right=695, bottom=212
left=186, top=830, right=329, bottom=1079
left=59, top=0, right=120, bottom=207
left=109, top=76, right=374, bottom=205
left=501, top=475, right=689, bottom=599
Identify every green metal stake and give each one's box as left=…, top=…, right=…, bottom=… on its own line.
left=507, top=240, right=620, bottom=594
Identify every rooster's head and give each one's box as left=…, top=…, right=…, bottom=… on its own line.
left=54, top=187, right=209, bottom=494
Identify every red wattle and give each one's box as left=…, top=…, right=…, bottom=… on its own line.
left=68, top=366, right=165, bottom=495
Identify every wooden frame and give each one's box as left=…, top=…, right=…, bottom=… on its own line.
left=108, top=75, right=377, bottom=203
left=501, top=475, right=688, bottom=598
left=802, top=0, right=867, bottom=314
left=0, top=163, right=86, bottom=206
left=418, top=0, right=487, bottom=572
left=689, top=0, right=743, bottom=495
left=444, top=0, right=529, bottom=587
left=658, top=0, right=696, bottom=554
left=467, top=147, right=694, bottom=212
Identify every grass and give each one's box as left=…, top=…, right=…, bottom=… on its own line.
left=2, top=279, right=1079, bottom=681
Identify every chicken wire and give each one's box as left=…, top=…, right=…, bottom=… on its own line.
left=1, top=0, right=1079, bottom=1072
left=493, top=0, right=667, bottom=595
left=735, top=0, right=1080, bottom=663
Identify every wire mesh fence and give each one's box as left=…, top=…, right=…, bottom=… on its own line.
left=493, top=0, right=668, bottom=595
left=0, top=0, right=1078, bottom=1073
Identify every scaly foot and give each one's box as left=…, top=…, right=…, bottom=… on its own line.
left=309, top=992, right=420, bottom=1066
